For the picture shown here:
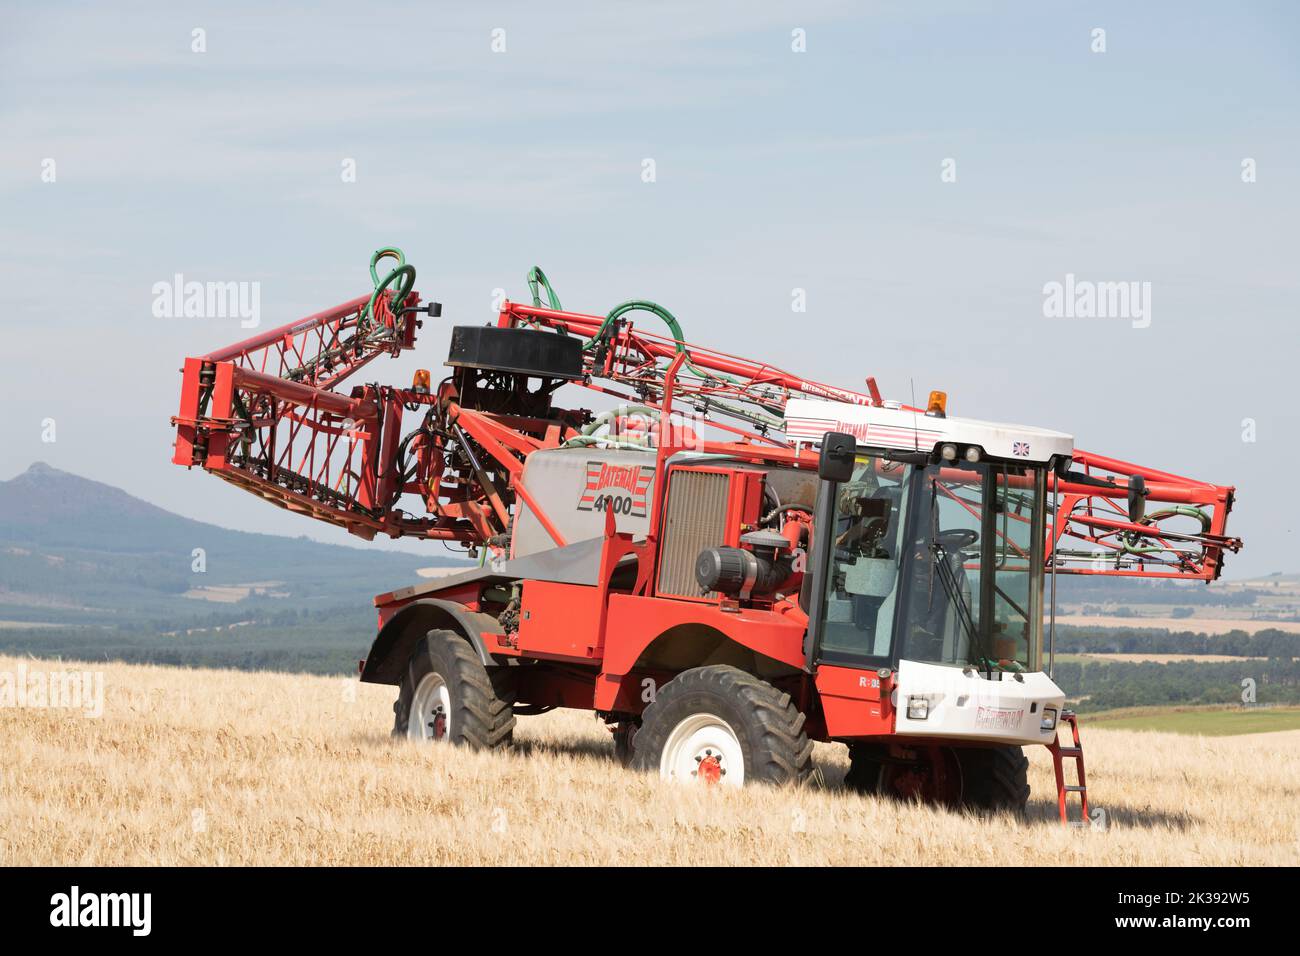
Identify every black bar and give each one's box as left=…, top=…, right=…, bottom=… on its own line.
left=0, top=866, right=1280, bottom=940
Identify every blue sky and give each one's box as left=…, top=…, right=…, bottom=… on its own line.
left=1, top=1, right=1296, bottom=577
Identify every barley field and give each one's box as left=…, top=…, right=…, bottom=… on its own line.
left=1, top=654, right=1296, bottom=866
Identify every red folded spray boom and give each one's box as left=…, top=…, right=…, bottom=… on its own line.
left=171, top=252, right=1240, bottom=581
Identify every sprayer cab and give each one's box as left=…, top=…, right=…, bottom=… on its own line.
left=782, top=394, right=1076, bottom=743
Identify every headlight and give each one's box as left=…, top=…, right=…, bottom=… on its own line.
left=1041, top=707, right=1058, bottom=731
left=907, top=696, right=929, bottom=720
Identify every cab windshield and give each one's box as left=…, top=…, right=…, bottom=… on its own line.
left=898, top=461, right=1046, bottom=672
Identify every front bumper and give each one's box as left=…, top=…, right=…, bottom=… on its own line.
left=891, top=659, right=1066, bottom=746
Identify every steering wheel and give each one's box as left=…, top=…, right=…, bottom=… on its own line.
left=935, top=529, right=978, bottom=551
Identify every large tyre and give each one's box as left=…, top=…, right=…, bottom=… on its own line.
left=393, top=630, right=516, bottom=749
left=955, top=746, right=1030, bottom=815
left=612, top=720, right=638, bottom=767
left=844, top=743, right=1028, bottom=815
left=879, top=745, right=964, bottom=808
left=843, top=742, right=886, bottom=793
left=630, top=665, right=813, bottom=787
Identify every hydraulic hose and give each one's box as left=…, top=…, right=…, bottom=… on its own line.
left=585, top=299, right=688, bottom=353
left=362, top=247, right=415, bottom=333
left=527, top=272, right=784, bottom=431
left=283, top=247, right=415, bottom=383
left=527, top=265, right=563, bottom=311
left=573, top=404, right=659, bottom=437
left=587, top=300, right=784, bottom=429
left=529, top=276, right=720, bottom=386
left=1121, top=505, right=1213, bottom=555
left=562, top=435, right=653, bottom=451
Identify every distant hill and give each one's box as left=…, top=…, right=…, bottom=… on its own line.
left=0, top=462, right=1282, bottom=675
left=0, top=463, right=465, bottom=670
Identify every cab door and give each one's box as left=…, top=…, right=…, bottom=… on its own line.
left=804, top=454, right=911, bottom=671
left=803, top=435, right=915, bottom=737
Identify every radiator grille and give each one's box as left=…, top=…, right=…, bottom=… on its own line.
left=656, top=471, right=729, bottom=597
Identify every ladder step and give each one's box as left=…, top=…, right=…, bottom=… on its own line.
left=1057, top=747, right=1083, bottom=757
left=1064, top=785, right=1086, bottom=792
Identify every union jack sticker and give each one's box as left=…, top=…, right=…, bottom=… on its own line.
left=1012, top=441, right=1030, bottom=457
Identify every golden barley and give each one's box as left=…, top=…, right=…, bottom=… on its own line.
left=1, top=655, right=1295, bottom=866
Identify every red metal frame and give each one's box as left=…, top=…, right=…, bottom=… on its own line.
left=173, top=287, right=1240, bottom=577
left=1050, top=450, right=1238, bottom=580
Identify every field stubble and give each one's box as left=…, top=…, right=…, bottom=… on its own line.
left=1, top=656, right=1296, bottom=866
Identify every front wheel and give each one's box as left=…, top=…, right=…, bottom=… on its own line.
left=629, top=665, right=813, bottom=787
left=393, top=630, right=516, bottom=749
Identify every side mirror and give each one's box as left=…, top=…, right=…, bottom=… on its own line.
left=400, top=301, right=441, bottom=317
left=819, top=431, right=857, bottom=482
left=1127, top=474, right=1147, bottom=523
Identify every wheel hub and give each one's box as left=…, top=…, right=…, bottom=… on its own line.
left=660, top=713, right=744, bottom=788
left=694, top=750, right=725, bottom=785
left=409, top=672, right=452, bottom=742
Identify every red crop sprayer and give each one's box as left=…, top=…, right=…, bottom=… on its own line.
left=171, top=249, right=1241, bottom=820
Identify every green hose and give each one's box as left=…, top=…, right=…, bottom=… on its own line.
left=1122, top=506, right=1212, bottom=554
left=528, top=282, right=689, bottom=369
left=528, top=280, right=719, bottom=396
left=588, top=299, right=727, bottom=388
left=519, top=271, right=783, bottom=432
left=586, top=300, right=785, bottom=430
left=362, top=247, right=415, bottom=332
left=369, top=247, right=405, bottom=288
left=527, top=265, right=562, bottom=311
left=585, top=299, right=687, bottom=352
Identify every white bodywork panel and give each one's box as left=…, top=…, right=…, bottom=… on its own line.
left=892, top=659, right=1066, bottom=746
left=783, top=398, right=1073, bottom=465
left=512, top=447, right=656, bottom=558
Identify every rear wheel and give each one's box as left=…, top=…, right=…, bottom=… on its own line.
left=843, top=742, right=886, bottom=793
left=845, top=743, right=1029, bottom=815
left=955, top=746, right=1030, bottom=815
left=393, top=630, right=516, bottom=749
left=879, top=745, right=964, bottom=808
left=630, top=665, right=813, bottom=787
left=612, top=720, right=638, bottom=767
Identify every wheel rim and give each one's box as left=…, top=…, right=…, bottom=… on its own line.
left=660, top=712, right=744, bottom=787
left=409, top=673, right=451, bottom=742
